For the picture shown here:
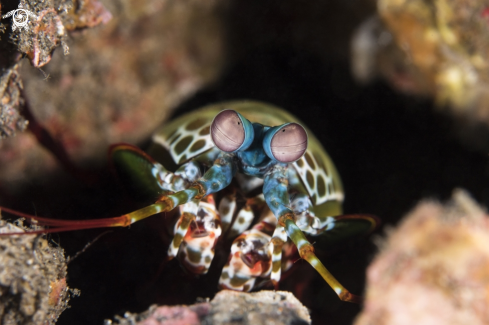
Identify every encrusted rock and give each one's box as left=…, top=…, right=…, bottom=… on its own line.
left=352, top=0, right=489, bottom=128
left=0, top=0, right=112, bottom=139
left=1, top=0, right=227, bottom=193
left=108, top=290, right=311, bottom=325
left=0, top=217, right=78, bottom=325
left=0, top=64, right=27, bottom=138
left=355, top=189, right=489, bottom=325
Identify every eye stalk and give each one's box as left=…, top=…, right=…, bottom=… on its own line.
left=211, top=110, right=254, bottom=153
left=263, top=123, right=308, bottom=163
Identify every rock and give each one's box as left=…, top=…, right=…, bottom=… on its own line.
left=0, top=217, right=78, bottom=324
left=355, top=189, right=489, bottom=325
left=0, top=0, right=228, bottom=193
left=109, top=290, right=311, bottom=325
left=352, top=0, right=489, bottom=127
left=0, top=0, right=112, bottom=139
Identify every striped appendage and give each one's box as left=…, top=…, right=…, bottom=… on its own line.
left=151, top=160, right=202, bottom=192
left=169, top=196, right=222, bottom=274
left=218, top=190, right=256, bottom=239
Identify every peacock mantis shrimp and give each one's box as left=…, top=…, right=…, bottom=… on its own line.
left=0, top=101, right=378, bottom=303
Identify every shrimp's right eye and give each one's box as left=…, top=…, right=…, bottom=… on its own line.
left=211, top=110, right=253, bottom=152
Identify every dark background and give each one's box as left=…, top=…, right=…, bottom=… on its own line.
left=4, top=1, right=489, bottom=324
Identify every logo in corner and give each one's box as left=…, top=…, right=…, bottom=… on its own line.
left=2, top=3, right=37, bottom=32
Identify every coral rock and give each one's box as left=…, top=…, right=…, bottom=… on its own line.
left=0, top=217, right=78, bottom=325
left=352, top=0, right=489, bottom=126
left=355, top=189, right=489, bottom=325
left=109, top=290, right=311, bottom=325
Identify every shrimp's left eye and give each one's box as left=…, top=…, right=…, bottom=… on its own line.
left=263, top=123, right=308, bottom=163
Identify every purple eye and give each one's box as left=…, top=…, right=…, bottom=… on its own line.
left=211, top=110, right=246, bottom=152
left=268, top=123, right=307, bottom=163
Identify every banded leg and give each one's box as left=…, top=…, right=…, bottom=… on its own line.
left=270, top=225, right=287, bottom=286
left=284, top=219, right=361, bottom=303
left=219, top=206, right=276, bottom=291
left=168, top=200, right=199, bottom=259
left=218, top=189, right=237, bottom=234
left=170, top=195, right=221, bottom=274
left=218, top=191, right=266, bottom=239
left=227, top=203, right=255, bottom=239
left=263, top=164, right=361, bottom=303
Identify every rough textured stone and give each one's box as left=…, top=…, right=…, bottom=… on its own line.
left=355, top=189, right=489, bottom=325
left=0, top=0, right=111, bottom=139
left=0, top=0, right=227, bottom=193
left=109, top=290, right=311, bottom=325
left=352, top=0, right=489, bottom=130
left=0, top=217, right=78, bottom=325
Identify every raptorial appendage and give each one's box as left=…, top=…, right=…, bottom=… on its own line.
left=261, top=163, right=363, bottom=303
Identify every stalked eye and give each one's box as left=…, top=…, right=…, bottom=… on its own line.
left=263, top=123, right=308, bottom=163
left=211, top=110, right=254, bottom=152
